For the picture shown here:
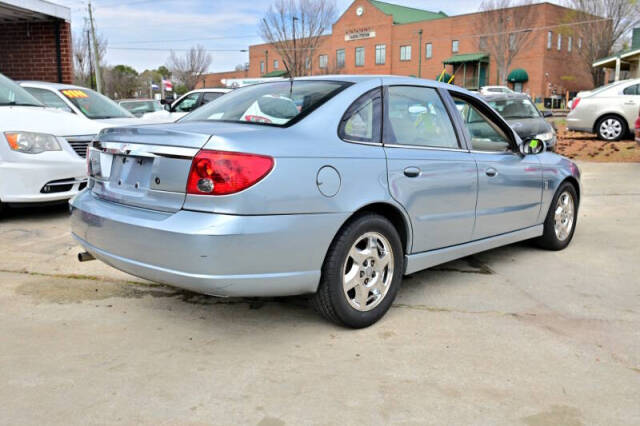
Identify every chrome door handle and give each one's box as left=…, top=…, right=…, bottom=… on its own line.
left=403, top=167, right=421, bottom=178
left=485, top=167, right=498, bottom=177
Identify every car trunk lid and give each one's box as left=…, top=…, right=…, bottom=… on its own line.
left=88, top=125, right=211, bottom=212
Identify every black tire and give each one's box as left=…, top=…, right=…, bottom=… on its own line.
left=536, top=182, right=578, bottom=250
left=596, top=115, right=626, bottom=141
left=311, top=213, right=404, bottom=328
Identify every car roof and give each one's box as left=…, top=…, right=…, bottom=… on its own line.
left=118, top=98, right=157, bottom=102
left=19, top=81, right=93, bottom=90
left=482, top=93, right=530, bottom=101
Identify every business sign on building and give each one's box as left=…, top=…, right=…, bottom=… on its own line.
left=345, top=28, right=375, bottom=41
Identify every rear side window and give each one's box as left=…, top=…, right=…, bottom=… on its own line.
left=384, top=86, right=459, bottom=149
left=202, top=92, right=224, bottom=104
left=339, top=88, right=382, bottom=143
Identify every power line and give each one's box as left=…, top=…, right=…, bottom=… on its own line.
left=108, top=47, right=248, bottom=53
left=110, top=35, right=258, bottom=46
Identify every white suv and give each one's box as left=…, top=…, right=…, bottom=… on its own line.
left=0, top=73, right=104, bottom=213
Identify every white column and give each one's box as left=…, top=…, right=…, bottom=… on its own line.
left=615, top=57, right=621, bottom=81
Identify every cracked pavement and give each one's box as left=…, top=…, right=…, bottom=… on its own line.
left=0, top=162, right=639, bottom=425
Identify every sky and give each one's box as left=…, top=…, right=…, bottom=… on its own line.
left=51, top=0, right=563, bottom=73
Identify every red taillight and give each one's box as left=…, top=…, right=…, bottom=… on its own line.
left=571, top=97, right=581, bottom=110
left=186, top=150, right=274, bottom=195
left=635, top=111, right=640, bottom=130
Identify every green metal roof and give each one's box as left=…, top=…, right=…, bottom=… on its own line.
left=507, top=68, right=529, bottom=83
left=369, top=0, right=447, bottom=24
left=262, top=70, right=289, bottom=77
left=443, top=52, right=489, bottom=65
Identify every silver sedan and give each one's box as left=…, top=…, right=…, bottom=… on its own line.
left=71, top=76, right=581, bottom=328
left=568, top=78, right=640, bottom=141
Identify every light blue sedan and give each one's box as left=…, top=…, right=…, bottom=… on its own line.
left=71, top=76, right=580, bottom=328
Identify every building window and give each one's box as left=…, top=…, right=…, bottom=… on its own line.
left=509, top=33, right=516, bottom=51
left=425, top=42, right=432, bottom=59
left=557, top=34, right=562, bottom=50
left=452, top=40, right=459, bottom=53
left=478, top=36, right=488, bottom=51
left=336, top=49, right=345, bottom=68
left=355, top=47, right=365, bottom=67
left=305, top=57, right=311, bottom=69
left=400, top=45, right=411, bottom=61
left=547, top=31, right=552, bottom=49
left=578, top=37, right=582, bottom=49
left=319, top=54, right=328, bottom=68
left=568, top=36, right=572, bottom=52
left=273, top=59, right=279, bottom=69
left=375, top=44, right=386, bottom=65
left=260, top=61, right=265, bottom=74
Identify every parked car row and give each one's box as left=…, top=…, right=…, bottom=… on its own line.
left=0, top=72, right=232, bottom=214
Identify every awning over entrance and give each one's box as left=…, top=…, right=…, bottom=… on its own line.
left=507, top=68, right=528, bottom=83
left=262, top=70, right=288, bottom=78
left=443, top=52, right=489, bottom=65
left=441, top=52, right=489, bottom=90
left=435, top=72, right=453, bottom=83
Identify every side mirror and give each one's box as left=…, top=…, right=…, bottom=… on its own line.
left=542, top=110, right=553, bottom=118
left=520, top=137, right=546, bottom=155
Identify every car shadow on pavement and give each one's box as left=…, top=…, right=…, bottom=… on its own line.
left=1, top=202, right=70, bottom=222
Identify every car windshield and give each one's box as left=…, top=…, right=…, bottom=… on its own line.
left=59, top=87, right=134, bottom=119
left=182, top=80, right=351, bottom=126
left=120, top=100, right=163, bottom=116
left=488, top=98, right=540, bottom=119
left=0, top=74, right=43, bottom=107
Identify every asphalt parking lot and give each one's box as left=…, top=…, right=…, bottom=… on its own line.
left=1, top=162, right=639, bottom=425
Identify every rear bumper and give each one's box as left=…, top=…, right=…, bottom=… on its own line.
left=566, top=115, right=593, bottom=133
left=70, top=190, right=349, bottom=297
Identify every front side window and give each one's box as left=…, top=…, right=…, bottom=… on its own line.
left=375, top=44, right=386, bottom=65
left=452, top=40, right=459, bottom=53
left=355, top=47, right=365, bottom=66
left=182, top=80, right=351, bottom=127
left=173, top=92, right=201, bottom=113
left=319, top=54, right=328, bottom=69
left=547, top=31, right=552, bottom=49
left=24, top=87, right=72, bottom=112
left=336, top=49, right=345, bottom=68
left=202, top=92, right=224, bottom=104
left=452, top=96, right=512, bottom=152
left=426, top=42, right=432, bottom=59
left=400, top=45, right=411, bottom=61
left=384, top=86, right=459, bottom=149
left=59, top=87, right=133, bottom=119
left=339, top=88, right=381, bottom=143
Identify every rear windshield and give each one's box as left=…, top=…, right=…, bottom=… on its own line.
left=487, top=98, right=540, bottom=119
left=181, top=80, right=351, bottom=126
left=60, top=87, right=133, bottom=119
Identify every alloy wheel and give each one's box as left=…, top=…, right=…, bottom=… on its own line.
left=554, top=191, right=575, bottom=241
left=342, top=232, right=394, bottom=312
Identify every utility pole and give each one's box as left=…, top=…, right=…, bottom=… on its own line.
left=86, top=29, right=94, bottom=90
left=292, top=16, right=298, bottom=77
left=88, top=0, right=102, bottom=94
left=418, top=29, right=423, bottom=79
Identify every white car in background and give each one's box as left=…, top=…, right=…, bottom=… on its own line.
left=162, top=88, right=231, bottom=121
left=19, top=81, right=142, bottom=126
left=480, top=86, right=515, bottom=95
left=117, top=98, right=172, bottom=122
left=0, top=73, right=103, bottom=213
left=567, top=78, right=640, bottom=140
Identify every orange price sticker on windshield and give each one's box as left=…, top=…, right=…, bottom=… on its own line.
left=61, top=89, right=89, bottom=99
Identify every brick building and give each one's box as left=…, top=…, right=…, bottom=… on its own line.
left=0, top=0, right=73, bottom=84
left=200, top=0, right=596, bottom=98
